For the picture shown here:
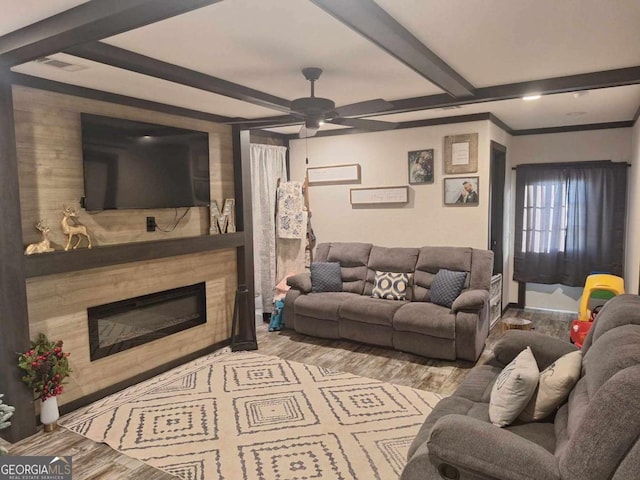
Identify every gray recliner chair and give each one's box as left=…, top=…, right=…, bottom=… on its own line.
left=401, top=294, right=640, bottom=480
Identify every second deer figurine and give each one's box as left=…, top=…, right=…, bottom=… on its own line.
left=61, top=206, right=92, bottom=251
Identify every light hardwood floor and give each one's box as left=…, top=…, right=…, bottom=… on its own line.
left=1, top=308, right=573, bottom=479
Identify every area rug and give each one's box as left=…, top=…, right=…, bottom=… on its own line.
left=60, top=350, right=442, bottom=480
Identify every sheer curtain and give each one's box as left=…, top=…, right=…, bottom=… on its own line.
left=250, top=144, right=287, bottom=313
left=514, top=161, right=626, bottom=286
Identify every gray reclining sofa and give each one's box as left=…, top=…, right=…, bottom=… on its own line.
left=285, top=242, right=494, bottom=361
left=402, top=293, right=640, bottom=480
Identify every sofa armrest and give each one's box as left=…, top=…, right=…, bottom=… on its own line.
left=287, top=273, right=312, bottom=294
left=493, top=330, right=579, bottom=370
left=451, top=289, right=489, bottom=313
left=426, top=415, right=560, bottom=480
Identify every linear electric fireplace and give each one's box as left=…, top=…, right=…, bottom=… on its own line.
left=88, top=283, right=206, bottom=361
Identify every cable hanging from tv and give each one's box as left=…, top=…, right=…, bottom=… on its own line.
left=154, top=208, right=190, bottom=233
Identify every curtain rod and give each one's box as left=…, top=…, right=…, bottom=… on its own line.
left=512, top=161, right=631, bottom=170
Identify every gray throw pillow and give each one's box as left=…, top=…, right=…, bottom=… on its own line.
left=430, top=269, right=467, bottom=308
left=310, top=262, right=342, bottom=293
left=371, top=271, right=411, bottom=300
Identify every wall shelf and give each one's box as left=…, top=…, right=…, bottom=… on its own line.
left=24, top=232, right=245, bottom=278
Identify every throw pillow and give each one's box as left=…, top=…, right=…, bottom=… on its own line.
left=519, top=350, right=583, bottom=422
left=371, top=271, right=411, bottom=300
left=489, top=347, right=540, bottom=427
left=310, top=262, right=342, bottom=293
left=430, top=269, right=467, bottom=308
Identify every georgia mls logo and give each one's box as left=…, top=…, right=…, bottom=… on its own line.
left=0, top=455, right=72, bottom=480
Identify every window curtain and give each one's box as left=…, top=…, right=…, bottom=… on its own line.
left=514, top=161, right=626, bottom=287
left=250, top=144, right=287, bottom=313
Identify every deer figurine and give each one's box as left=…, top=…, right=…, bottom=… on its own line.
left=24, top=220, right=55, bottom=255
left=61, top=206, right=92, bottom=251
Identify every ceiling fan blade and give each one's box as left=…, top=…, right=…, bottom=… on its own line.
left=329, top=117, right=398, bottom=131
left=335, top=98, right=394, bottom=117
left=299, top=125, right=319, bottom=138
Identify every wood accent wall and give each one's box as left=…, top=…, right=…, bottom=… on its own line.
left=26, top=249, right=237, bottom=406
left=13, top=86, right=234, bottom=247
left=13, top=85, right=238, bottom=408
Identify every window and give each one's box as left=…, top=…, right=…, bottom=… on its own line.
left=514, top=161, right=626, bottom=287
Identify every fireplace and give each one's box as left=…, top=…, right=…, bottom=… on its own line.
left=88, top=283, right=206, bottom=361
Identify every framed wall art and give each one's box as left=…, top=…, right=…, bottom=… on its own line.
left=307, top=163, right=361, bottom=185
left=444, top=133, right=478, bottom=174
left=444, top=177, right=479, bottom=206
left=408, top=149, right=434, bottom=184
left=350, top=186, right=409, bottom=205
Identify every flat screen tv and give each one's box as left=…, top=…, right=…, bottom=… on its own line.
left=81, top=113, right=210, bottom=211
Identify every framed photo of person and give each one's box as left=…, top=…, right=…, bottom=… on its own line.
left=444, top=177, right=479, bottom=206
left=408, top=149, right=434, bottom=184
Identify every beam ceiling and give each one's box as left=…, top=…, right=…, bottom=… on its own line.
left=310, top=0, right=475, bottom=98
left=0, top=0, right=223, bottom=66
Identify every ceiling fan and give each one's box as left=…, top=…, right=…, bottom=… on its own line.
left=232, top=68, right=398, bottom=137
left=290, top=67, right=398, bottom=138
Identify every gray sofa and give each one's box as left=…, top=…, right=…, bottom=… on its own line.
left=402, top=293, right=640, bottom=480
left=285, top=242, right=494, bottom=361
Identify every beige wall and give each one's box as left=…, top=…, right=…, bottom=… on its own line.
left=290, top=121, right=492, bottom=249
left=509, top=128, right=633, bottom=312
left=626, top=121, right=640, bottom=294
left=13, top=86, right=237, bottom=407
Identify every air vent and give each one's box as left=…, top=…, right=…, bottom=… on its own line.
left=34, top=57, right=87, bottom=72
left=440, top=105, right=462, bottom=111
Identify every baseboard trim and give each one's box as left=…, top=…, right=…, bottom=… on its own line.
left=503, top=302, right=520, bottom=312
left=58, top=338, right=231, bottom=416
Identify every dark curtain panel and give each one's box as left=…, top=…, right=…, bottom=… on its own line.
left=514, top=161, right=626, bottom=287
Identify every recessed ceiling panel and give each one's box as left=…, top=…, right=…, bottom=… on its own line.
left=0, top=0, right=89, bottom=36
left=12, top=53, right=281, bottom=118
left=102, top=0, right=442, bottom=105
left=376, top=0, right=640, bottom=87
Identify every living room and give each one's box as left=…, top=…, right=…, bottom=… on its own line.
left=1, top=1, right=639, bottom=479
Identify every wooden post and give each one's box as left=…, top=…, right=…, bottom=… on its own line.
left=0, top=65, right=38, bottom=442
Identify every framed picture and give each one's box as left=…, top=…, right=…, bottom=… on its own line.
left=350, top=186, right=409, bottom=205
left=408, top=149, right=434, bottom=184
left=307, top=164, right=361, bottom=185
left=444, top=177, right=479, bottom=206
left=444, top=133, right=478, bottom=174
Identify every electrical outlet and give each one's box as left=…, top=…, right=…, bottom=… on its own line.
left=146, top=217, right=156, bottom=232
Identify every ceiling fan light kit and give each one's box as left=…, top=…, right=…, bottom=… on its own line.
left=290, top=67, right=398, bottom=138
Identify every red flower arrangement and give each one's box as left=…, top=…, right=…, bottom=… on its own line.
left=18, top=333, right=71, bottom=401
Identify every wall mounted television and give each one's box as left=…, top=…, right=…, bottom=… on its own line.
left=81, top=113, right=210, bottom=211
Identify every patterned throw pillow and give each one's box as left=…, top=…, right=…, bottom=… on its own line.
left=310, top=262, right=342, bottom=293
left=430, top=269, right=467, bottom=308
left=371, top=271, right=411, bottom=300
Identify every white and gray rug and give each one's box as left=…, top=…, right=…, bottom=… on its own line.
left=60, top=350, right=441, bottom=480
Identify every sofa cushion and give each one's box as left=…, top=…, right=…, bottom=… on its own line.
left=339, top=296, right=408, bottom=327
left=326, top=242, right=372, bottom=294
left=584, top=325, right=640, bottom=398
left=453, top=364, right=502, bottom=403
left=489, top=347, right=540, bottom=427
left=430, top=269, right=467, bottom=308
left=371, top=271, right=411, bottom=300
left=519, top=350, right=582, bottom=422
left=364, top=246, right=418, bottom=297
left=412, top=246, right=472, bottom=302
left=310, top=262, right=342, bottom=293
left=393, top=302, right=456, bottom=339
left=294, top=292, right=359, bottom=321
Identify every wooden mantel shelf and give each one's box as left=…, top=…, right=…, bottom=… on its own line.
left=24, top=232, right=245, bottom=278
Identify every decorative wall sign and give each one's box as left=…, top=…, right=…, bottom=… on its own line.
left=350, top=186, right=409, bottom=205
left=307, top=164, right=361, bottom=185
left=408, top=149, right=434, bottom=184
left=444, top=133, right=478, bottom=174
left=444, top=177, right=479, bottom=206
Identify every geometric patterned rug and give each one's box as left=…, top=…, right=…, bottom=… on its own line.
left=60, top=350, right=442, bottom=480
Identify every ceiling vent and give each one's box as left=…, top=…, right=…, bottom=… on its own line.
left=440, top=105, right=462, bottom=111
left=34, top=57, right=87, bottom=72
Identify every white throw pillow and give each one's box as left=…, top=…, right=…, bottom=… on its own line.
left=489, top=347, right=540, bottom=427
left=518, top=350, right=583, bottom=422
